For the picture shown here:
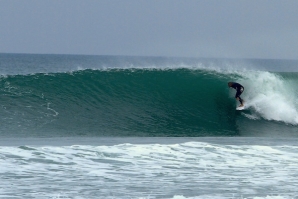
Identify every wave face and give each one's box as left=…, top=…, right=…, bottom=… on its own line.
left=1, top=63, right=298, bottom=137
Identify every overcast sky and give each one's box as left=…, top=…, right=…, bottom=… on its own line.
left=1, top=0, right=298, bottom=59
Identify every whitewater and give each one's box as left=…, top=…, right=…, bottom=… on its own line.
left=1, top=53, right=298, bottom=199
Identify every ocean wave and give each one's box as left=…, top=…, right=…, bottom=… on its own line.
left=0, top=68, right=297, bottom=137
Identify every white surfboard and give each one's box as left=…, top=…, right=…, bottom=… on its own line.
left=236, top=105, right=245, bottom=110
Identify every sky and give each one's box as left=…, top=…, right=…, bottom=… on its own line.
left=1, top=0, right=298, bottom=59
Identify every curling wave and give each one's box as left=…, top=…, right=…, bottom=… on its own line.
left=0, top=67, right=297, bottom=137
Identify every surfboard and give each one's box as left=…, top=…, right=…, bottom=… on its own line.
left=236, top=106, right=245, bottom=110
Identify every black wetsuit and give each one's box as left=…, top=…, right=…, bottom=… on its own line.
left=230, top=82, right=244, bottom=104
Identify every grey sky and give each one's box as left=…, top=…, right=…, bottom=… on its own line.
left=1, top=0, right=298, bottom=59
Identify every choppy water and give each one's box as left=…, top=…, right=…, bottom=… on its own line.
left=1, top=137, right=298, bottom=199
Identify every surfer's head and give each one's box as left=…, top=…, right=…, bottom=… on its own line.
left=228, top=82, right=233, bottom=87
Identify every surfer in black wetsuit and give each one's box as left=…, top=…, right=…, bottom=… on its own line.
left=228, top=82, right=244, bottom=107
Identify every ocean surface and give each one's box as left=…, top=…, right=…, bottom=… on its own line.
left=0, top=53, right=298, bottom=198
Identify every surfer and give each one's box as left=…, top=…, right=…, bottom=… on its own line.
left=228, top=82, right=244, bottom=107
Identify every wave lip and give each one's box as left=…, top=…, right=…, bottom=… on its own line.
left=240, top=71, right=298, bottom=125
